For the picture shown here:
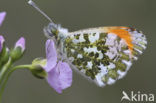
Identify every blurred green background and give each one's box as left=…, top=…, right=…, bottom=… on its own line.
left=0, top=0, right=156, bottom=103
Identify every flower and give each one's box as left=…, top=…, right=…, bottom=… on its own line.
left=15, top=37, right=26, bottom=52
left=44, top=39, right=72, bottom=93
left=0, top=12, right=6, bottom=26
left=0, top=35, right=5, bottom=53
left=10, top=37, right=26, bottom=61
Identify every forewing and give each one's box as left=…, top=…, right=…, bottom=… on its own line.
left=64, top=26, right=147, bottom=87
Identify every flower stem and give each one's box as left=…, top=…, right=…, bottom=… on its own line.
left=0, top=64, right=31, bottom=103
left=0, top=58, right=12, bottom=85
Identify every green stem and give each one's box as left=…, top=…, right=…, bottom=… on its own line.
left=0, top=65, right=31, bottom=103
left=0, top=58, right=12, bottom=85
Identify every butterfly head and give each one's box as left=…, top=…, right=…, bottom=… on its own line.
left=44, top=22, right=68, bottom=39
left=43, top=22, right=58, bottom=38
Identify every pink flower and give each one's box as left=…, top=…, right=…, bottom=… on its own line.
left=44, top=40, right=72, bottom=93
left=0, top=12, right=6, bottom=26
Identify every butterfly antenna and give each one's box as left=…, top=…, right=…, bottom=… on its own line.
left=28, top=0, right=54, bottom=24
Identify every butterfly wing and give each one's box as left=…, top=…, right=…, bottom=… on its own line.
left=64, top=26, right=147, bottom=87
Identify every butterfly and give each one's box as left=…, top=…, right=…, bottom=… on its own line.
left=28, top=0, right=147, bottom=87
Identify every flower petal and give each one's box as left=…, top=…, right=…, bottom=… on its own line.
left=44, top=39, right=57, bottom=72
left=47, top=64, right=62, bottom=93
left=0, top=12, right=6, bottom=26
left=47, top=61, right=72, bottom=93
left=57, top=61, right=72, bottom=90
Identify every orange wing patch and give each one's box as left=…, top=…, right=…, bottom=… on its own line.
left=108, top=28, right=133, bottom=54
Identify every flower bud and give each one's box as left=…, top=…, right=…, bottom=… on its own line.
left=15, top=37, right=25, bottom=52
left=0, top=48, right=9, bottom=64
left=0, top=36, right=9, bottom=67
left=0, top=12, right=6, bottom=26
left=0, top=35, right=5, bottom=53
left=10, top=37, right=25, bottom=61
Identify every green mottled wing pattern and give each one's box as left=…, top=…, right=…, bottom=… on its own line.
left=64, top=27, right=147, bottom=87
